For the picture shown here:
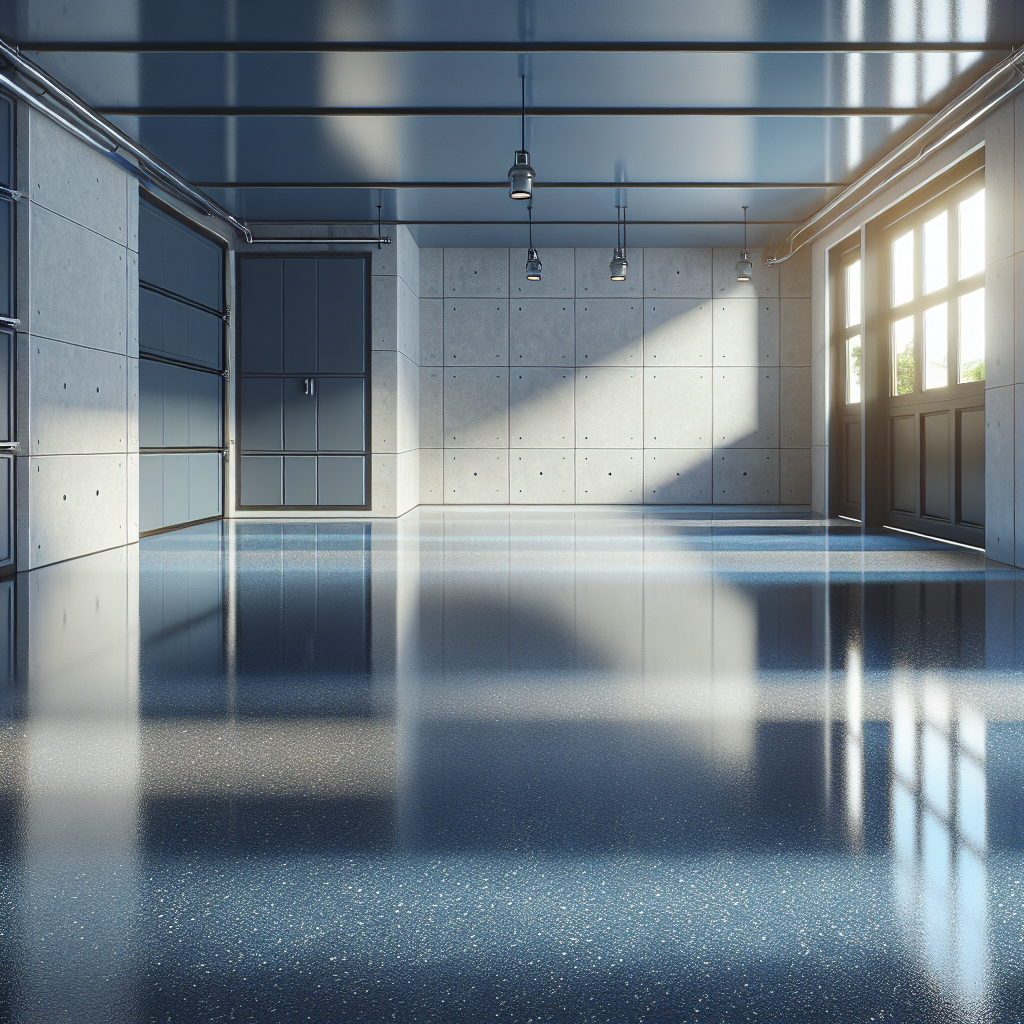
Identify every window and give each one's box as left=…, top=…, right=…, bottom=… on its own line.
left=840, top=251, right=863, bottom=405
left=885, top=171, right=985, bottom=396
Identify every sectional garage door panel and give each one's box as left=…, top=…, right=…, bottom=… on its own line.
left=139, top=197, right=225, bottom=534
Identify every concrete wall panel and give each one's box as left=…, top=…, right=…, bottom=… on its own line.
left=444, top=248, right=509, bottom=297
left=28, top=108, right=128, bottom=246
left=443, top=368, right=509, bottom=447
left=510, top=298, right=574, bottom=365
left=20, top=454, right=129, bottom=569
left=643, top=299, right=711, bottom=365
left=986, top=256, right=1014, bottom=388
left=575, top=299, right=642, bottom=365
left=509, top=247, right=574, bottom=298
left=510, top=450, right=574, bottom=503
left=713, top=368, right=779, bottom=448
left=713, top=449, right=780, bottom=504
left=712, top=298, right=779, bottom=366
left=575, top=247, right=643, bottom=298
left=420, top=298, right=443, bottom=365
left=26, top=336, right=128, bottom=455
left=444, top=449, right=509, bottom=502
left=642, top=247, right=712, bottom=297
left=419, top=448, right=443, bottom=503
left=510, top=367, right=574, bottom=448
left=444, top=298, right=509, bottom=365
left=576, top=449, right=642, bottom=503
left=644, top=367, right=712, bottom=448
left=780, top=367, right=812, bottom=448
left=712, top=247, right=779, bottom=299
left=575, top=368, right=642, bottom=447
left=371, top=275, right=398, bottom=350
left=419, top=248, right=443, bottom=297
left=986, top=102, right=1015, bottom=266
left=780, top=297, right=811, bottom=366
left=371, top=350, right=398, bottom=454
left=419, top=367, right=443, bottom=448
left=779, top=245, right=812, bottom=298
left=397, top=352, right=419, bottom=454
left=780, top=448, right=811, bottom=504
left=28, top=204, right=128, bottom=354
left=986, top=383, right=1014, bottom=563
left=643, top=449, right=713, bottom=503
left=397, top=277, right=420, bottom=364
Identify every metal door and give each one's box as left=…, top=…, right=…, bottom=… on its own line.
left=237, top=256, right=369, bottom=509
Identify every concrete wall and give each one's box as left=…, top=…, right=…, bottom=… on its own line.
left=984, top=93, right=1024, bottom=567
left=417, top=247, right=811, bottom=505
left=15, top=106, right=139, bottom=568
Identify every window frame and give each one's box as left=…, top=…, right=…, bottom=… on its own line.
left=881, top=157, right=985, bottom=407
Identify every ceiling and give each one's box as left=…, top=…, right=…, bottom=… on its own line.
left=2, top=1, right=1022, bottom=247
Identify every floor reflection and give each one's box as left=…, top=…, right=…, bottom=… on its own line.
left=0, top=508, right=1022, bottom=1022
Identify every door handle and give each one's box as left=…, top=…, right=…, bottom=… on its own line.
left=303, top=377, right=315, bottom=396
left=0, top=440, right=20, bottom=451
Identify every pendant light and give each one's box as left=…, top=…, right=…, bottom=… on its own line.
left=609, top=203, right=628, bottom=281
left=507, top=75, right=535, bottom=200
left=525, top=202, right=542, bottom=281
left=735, top=206, right=753, bottom=281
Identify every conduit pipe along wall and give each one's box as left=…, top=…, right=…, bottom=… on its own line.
left=0, top=35, right=253, bottom=242
left=767, top=46, right=1024, bottom=266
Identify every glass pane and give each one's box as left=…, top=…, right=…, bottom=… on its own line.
left=959, top=288, right=985, bottom=382
left=923, top=210, right=948, bottom=294
left=846, top=335, right=862, bottom=404
left=959, top=189, right=985, bottom=280
left=845, top=259, right=861, bottom=328
left=892, top=230, right=914, bottom=306
left=924, top=303, right=948, bottom=389
left=892, top=315, right=915, bottom=395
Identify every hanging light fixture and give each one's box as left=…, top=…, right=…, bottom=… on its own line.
left=525, top=202, right=542, bottom=280
left=609, top=202, right=628, bottom=281
left=735, top=206, right=753, bottom=281
left=507, top=75, right=536, bottom=200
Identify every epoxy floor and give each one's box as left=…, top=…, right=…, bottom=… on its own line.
left=1, top=506, right=1023, bottom=1023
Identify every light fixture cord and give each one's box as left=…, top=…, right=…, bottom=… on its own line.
left=616, top=204, right=621, bottom=249
left=622, top=198, right=627, bottom=252
left=528, top=200, right=533, bottom=248
left=742, top=205, right=748, bottom=251
left=521, top=75, right=526, bottom=151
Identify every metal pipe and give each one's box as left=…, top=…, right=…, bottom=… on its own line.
left=197, top=179, right=843, bottom=190
left=18, top=41, right=1014, bottom=54
left=0, top=73, right=115, bottom=154
left=95, top=104, right=936, bottom=118
left=0, top=36, right=252, bottom=242
left=248, top=237, right=392, bottom=245
left=766, top=47, right=1024, bottom=264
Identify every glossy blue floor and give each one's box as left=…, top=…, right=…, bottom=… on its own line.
left=0, top=507, right=1022, bottom=1023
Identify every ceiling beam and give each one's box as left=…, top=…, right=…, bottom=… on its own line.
left=17, top=40, right=1014, bottom=54
left=197, top=180, right=844, bottom=190
left=99, top=105, right=933, bottom=118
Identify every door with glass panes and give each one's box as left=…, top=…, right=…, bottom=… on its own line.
left=880, top=160, right=985, bottom=546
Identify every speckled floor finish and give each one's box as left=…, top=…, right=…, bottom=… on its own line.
left=1, top=506, right=1022, bottom=1023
